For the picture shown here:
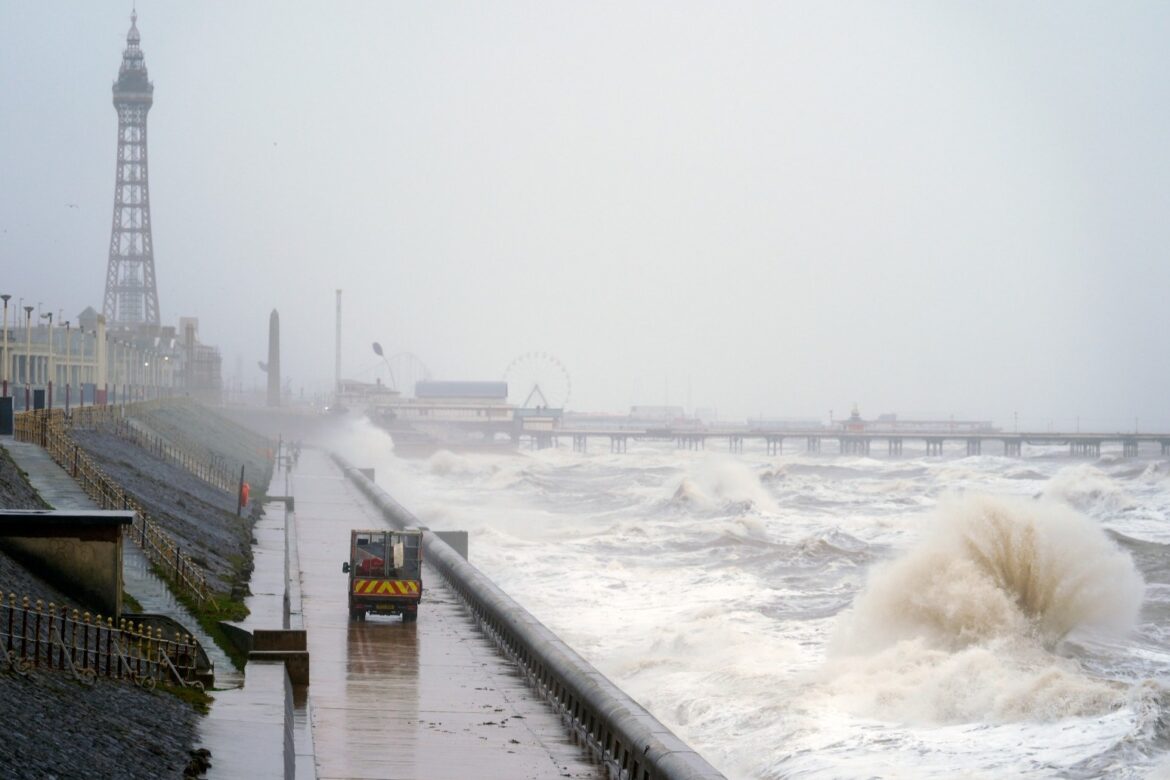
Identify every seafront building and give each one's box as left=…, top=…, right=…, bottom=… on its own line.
left=0, top=305, right=220, bottom=409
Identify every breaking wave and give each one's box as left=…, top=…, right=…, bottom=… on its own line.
left=824, top=494, right=1145, bottom=724
left=666, top=459, right=778, bottom=514
left=1043, top=464, right=1136, bottom=514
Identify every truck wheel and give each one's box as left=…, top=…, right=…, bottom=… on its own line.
left=403, top=610, right=417, bottom=623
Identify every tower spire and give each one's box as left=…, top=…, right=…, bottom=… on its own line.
left=103, top=8, right=160, bottom=331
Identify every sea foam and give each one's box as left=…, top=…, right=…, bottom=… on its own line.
left=823, top=494, right=1145, bottom=723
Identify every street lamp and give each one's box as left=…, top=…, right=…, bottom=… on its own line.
left=116, top=339, right=124, bottom=405
left=62, top=321, right=71, bottom=413
left=116, top=340, right=125, bottom=404
left=124, top=341, right=133, bottom=402
left=88, top=329, right=97, bottom=406
left=1, top=293, right=10, bottom=397
left=23, top=305, right=33, bottom=410
left=40, top=312, right=53, bottom=410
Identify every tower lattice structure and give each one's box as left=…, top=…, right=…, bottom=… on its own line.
left=103, top=11, right=160, bottom=330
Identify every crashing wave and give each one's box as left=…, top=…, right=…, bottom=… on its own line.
left=823, top=494, right=1145, bottom=724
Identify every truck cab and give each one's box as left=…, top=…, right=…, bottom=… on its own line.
left=341, top=529, right=423, bottom=622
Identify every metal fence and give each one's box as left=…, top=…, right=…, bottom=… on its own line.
left=333, top=453, right=726, bottom=780
left=1, top=592, right=203, bottom=689
left=130, top=397, right=274, bottom=484
left=14, top=408, right=211, bottom=605
left=113, top=416, right=239, bottom=493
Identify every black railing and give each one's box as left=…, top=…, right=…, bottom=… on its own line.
left=1, top=593, right=203, bottom=689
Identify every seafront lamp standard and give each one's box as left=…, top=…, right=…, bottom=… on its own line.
left=116, top=340, right=125, bottom=404
left=40, top=312, right=53, bottom=410
left=87, top=329, right=97, bottom=406
left=62, top=321, right=71, bottom=413
left=116, top=339, right=125, bottom=405
left=93, top=330, right=101, bottom=404
left=1, top=293, right=10, bottom=397
left=115, top=340, right=124, bottom=404
left=22, top=306, right=33, bottom=411
left=110, top=339, right=118, bottom=405
left=125, top=342, right=133, bottom=402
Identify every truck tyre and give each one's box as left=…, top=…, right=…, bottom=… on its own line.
left=403, top=610, right=417, bottom=623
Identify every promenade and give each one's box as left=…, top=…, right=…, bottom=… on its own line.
left=280, top=448, right=603, bottom=779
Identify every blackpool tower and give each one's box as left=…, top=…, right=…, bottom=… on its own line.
left=103, top=10, right=160, bottom=330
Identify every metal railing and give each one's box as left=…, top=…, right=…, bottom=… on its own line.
left=48, top=401, right=243, bottom=494
left=1, top=592, right=203, bottom=689
left=112, top=416, right=239, bottom=493
left=14, top=409, right=211, bottom=605
left=130, top=397, right=275, bottom=480
left=333, top=453, right=726, bottom=780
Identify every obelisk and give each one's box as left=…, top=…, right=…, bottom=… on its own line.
left=267, top=309, right=280, bottom=407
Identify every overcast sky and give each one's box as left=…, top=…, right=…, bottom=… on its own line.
left=2, top=2, right=1168, bottom=429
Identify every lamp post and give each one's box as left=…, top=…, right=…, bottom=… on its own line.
left=1, top=293, right=10, bottom=397
left=116, top=340, right=125, bottom=404
left=116, top=340, right=124, bottom=405
left=119, top=340, right=127, bottom=404
left=62, top=321, right=71, bottom=413
left=110, top=339, right=119, bottom=405
left=124, top=342, right=133, bottom=402
left=87, top=329, right=97, bottom=406
left=40, top=312, right=53, bottom=410
left=23, top=306, right=33, bottom=410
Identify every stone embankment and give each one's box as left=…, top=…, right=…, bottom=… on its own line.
left=0, top=401, right=274, bottom=779
left=68, top=427, right=255, bottom=596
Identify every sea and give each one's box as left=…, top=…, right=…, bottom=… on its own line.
left=332, top=419, right=1170, bottom=779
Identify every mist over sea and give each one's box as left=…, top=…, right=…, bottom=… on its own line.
left=332, top=420, right=1170, bottom=779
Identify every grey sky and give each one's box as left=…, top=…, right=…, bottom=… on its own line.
left=2, top=2, right=1168, bottom=430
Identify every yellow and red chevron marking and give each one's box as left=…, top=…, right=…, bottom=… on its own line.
left=352, top=579, right=420, bottom=596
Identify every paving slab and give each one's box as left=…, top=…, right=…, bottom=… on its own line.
left=2, top=438, right=98, bottom=509
left=198, top=661, right=294, bottom=779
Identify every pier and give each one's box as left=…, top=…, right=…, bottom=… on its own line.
left=539, top=428, right=1170, bottom=458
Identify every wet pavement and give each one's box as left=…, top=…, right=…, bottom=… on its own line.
left=292, top=449, right=604, bottom=780
left=199, top=493, right=313, bottom=779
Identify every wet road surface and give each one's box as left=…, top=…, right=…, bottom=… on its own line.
left=292, top=449, right=604, bottom=780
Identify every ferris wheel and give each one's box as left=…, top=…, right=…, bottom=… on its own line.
left=504, top=352, right=571, bottom=409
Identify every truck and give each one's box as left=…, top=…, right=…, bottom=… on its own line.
left=341, top=528, right=423, bottom=622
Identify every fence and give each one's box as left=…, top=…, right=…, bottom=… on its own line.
left=1, top=592, right=203, bottom=689
left=333, top=453, right=726, bottom=780
left=128, top=397, right=274, bottom=484
left=45, top=401, right=242, bottom=494
left=113, top=417, right=239, bottom=493
left=14, top=409, right=211, bottom=606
